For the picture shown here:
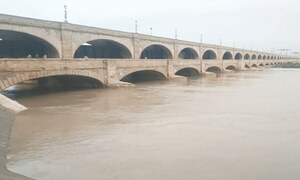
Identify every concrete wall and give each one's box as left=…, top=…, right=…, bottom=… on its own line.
left=0, top=94, right=31, bottom=180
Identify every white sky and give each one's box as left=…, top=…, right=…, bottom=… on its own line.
left=1, top=0, right=299, bottom=55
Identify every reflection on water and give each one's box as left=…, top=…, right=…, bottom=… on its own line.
left=6, top=69, right=300, bottom=180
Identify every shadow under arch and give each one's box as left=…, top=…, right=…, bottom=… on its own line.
left=244, top=53, right=250, bottom=60
left=203, top=50, right=217, bottom=60
left=178, top=48, right=198, bottom=59
left=223, top=52, right=233, bottom=60
left=206, top=66, right=222, bottom=74
left=3, top=75, right=103, bottom=98
left=120, top=70, right=167, bottom=83
left=175, top=67, right=200, bottom=78
left=235, top=53, right=243, bottom=60
left=258, top=55, right=262, bottom=60
left=252, top=64, right=258, bottom=68
left=74, top=39, right=132, bottom=59
left=245, top=64, right=251, bottom=68
left=140, top=44, right=173, bottom=59
left=0, top=30, right=59, bottom=58
left=225, top=65, right=237, bottom=71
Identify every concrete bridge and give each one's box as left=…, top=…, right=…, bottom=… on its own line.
left=0, top=13, right=298, bottom=179
left=0, top=14, right=297, bottom=90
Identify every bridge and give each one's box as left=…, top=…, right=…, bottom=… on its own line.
left=0, top=13, right=298, bottom=179
left=0, top=14, right=298, bottom=90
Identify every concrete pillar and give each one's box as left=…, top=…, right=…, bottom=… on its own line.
left=60, top=24, right=74, bottom=59
left=132, top=34, right=141, bottom=60
left=104, top=61, right=134, bottom=88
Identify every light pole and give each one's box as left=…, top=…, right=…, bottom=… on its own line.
left=64, top=5, right=68, bottom=23
left=175, top=29, right=178, bottom=40
left=150, top=27, right=152, bottom=36
left=135, top=20, right=138, bottom=33
left=200, top=34, right=203, bottom=44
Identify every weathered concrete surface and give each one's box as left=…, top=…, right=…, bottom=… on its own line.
left=0, top=94, right=31, bottom=180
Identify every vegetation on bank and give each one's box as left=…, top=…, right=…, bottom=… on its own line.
left=272, top=62, right=300, bottom=68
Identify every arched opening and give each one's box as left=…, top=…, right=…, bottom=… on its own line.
left=258, top=55, right=262, bottom=60
left=222, top=52, right=233, bottom=60
left=259, top=63, right=264, bottom=67
left=175, top=68, right=200, bottom=77
left=203, top=50, right=217, bottom=60
left=234, top=53, right=243, bottom=60
left=271, top=56, right=274, bottom=60
left=252, top=64, right=258, bottom=68
left=263, top=55, right=266, bottom=60
left=244, top=54, right=250, bottom=60
left=74, top=39, right=132, bottom=59
left=245, top=64, right=250, bottom=68
left=267, top=56, right=270, bottom=60
left=178, top=48, right=198, bottom=59
left=140, top=45, right=172, bottom=59
left=251, top=54, right=257, bottom=60
left=266, top=63, right=270, bottom=66
left=225, top=65, right=237, bottom=71
left=0, top=30, right=59, bottom=58
left=3, top=75, right=103, bottom=97
left=206, top=66, right=222, bottom=74
left=121, top=70, right=166, bottom=83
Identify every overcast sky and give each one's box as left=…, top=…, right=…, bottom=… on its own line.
left=1, top=0, right=299, bottom=55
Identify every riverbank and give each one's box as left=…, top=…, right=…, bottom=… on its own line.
left=0, top=94, right=31, bottom=180
left=272, top=62, right=300, bottom=68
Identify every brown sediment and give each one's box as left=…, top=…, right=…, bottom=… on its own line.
left=0, top=94, right=32, bottom=180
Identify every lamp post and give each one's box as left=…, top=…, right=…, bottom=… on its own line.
left=150, top=27, right=152, bottom=36
left=64, top=5, right=68, bottom=23
left=135, top=20, right=138, bottom=33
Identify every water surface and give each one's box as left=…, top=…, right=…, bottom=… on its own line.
left=7, top=69, right=300, bottom=180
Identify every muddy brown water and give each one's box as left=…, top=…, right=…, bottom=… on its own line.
left=6, top=69, right=300, bottom=180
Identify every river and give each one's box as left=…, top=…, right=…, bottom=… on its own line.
left=5, top=69, right=300, bottom=180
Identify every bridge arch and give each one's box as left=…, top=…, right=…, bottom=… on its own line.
left=251, top=54, right=257, bottom=60
left=222, top=51, right=233, bottom=60
left=175, top=67, right=200, bottom=77
left=74, top=39, right=132, bottom=59
left=140, top=44, right=173, bottom=59
left=258, top=55, right=262, bottom=60
left=178, top=48, right=198, bottom=59
left=252, top=64, right=258, bottom=68
left=234, top=52, right=243, bottom=60
left=203, top=50, right=217, bottom=60
left=245, top=64, right=250, bottom=68
left=206, top=66, right=222, bottom=74
left=263, top=55, right=266, bottom=60
left=225, top=65, right=237, bottom=71
left=0, top=30, right=60, bottom=58
left=120, top=70, right=167, bottom=83
left=244, top=53, right=250, bottom=60
left=1, top=70, right=104, bottom=91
